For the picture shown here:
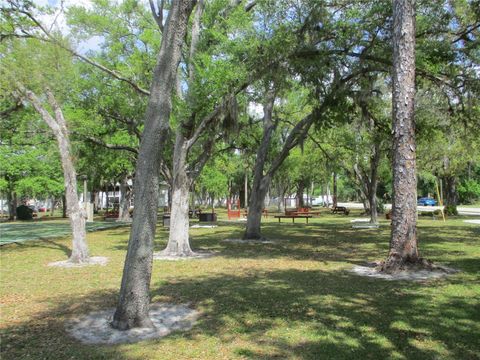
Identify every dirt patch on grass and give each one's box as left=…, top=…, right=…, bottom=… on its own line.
left=47, top=256, right=108, bottom=268
left=350, top=262, right=459, bottom=281
left=153, top=250, right=216, bottom=261
left=65, top=303, right=199, bottom=344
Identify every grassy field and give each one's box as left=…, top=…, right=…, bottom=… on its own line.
left=1, top=211, right=479, bottom=359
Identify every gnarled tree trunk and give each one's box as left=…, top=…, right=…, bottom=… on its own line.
left=244, top=87, right=276, bottom=240
left=444, top=176, right=457, bottom=205
left=296, top=179, right=306, bottom=208
left=161, top=133, right=194, bottom=256
left=112, top=0, right=196, bottom=330
left=382, top=0, right=420, bottom=273
left=22, top=88, right=88, bottom=263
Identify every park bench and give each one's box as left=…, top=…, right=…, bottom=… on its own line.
left=274, top=215, right=312, bottom=223
left=331, top=206, right=350, bottom=215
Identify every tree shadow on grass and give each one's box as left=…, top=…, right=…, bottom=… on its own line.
left=0, top=238, right=72, bottom=257
left=0, top=289, right=128, bottom=360
left=151, top=269, right=478, bottom=359
left=1, top=267, right=478, bottom=359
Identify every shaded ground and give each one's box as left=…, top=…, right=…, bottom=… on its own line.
left=0, top=213, right=479, bottom=359
left=0, top=221, right=130, bottom=245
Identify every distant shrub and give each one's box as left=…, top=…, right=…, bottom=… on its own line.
left=376, top=198, right=386, bottom=214
left=458, top=180, right=480, bottom=204
left=444, top=205, right=458, bottom=216
left=16, top=205, right=33, bottom=220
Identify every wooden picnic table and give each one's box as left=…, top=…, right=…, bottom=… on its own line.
left=291, top=210, right=322, bottom=216
left=331, top=206, right=350, bottom=215
left=274, top=215, right=312, bottom=223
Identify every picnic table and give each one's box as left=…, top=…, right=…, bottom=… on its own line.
left=331, top=206, right=350, bottom=215
left=291, top=210, right=321, bottom=216
left=274, top=215, right=312, bottom=223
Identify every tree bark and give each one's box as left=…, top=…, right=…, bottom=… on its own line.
left=296, top=179, right=305, bottom=208
left=117, top=175, right=132, bottom=222
left=50, top=197, right=56, bottom=217
left=22, top=88, right=88, bottom=263
left=112, top=0, right=196, bottom=331
left=62, top=193, right=67, bottom=218
left=161, top=132, right=194, bottom=256
left=382, top=0, right=419, bottom=272
left=443, top=175, right=458, bottom=214
left=244, top=87, right=276, bottom=240
left=368, top=141, right=381, bottom=223
left=332, top=172, right=338, bottom=208
left=7, top=185, right=16, bottom=221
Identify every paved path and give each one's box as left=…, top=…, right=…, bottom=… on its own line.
left=0, top=221, right=130, bottom=245
left=337, top=202, right=480, bottom=216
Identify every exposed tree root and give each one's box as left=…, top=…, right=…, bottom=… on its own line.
left=376, top=253, right=456, bottom=274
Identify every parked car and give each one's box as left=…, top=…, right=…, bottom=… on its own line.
left=417, top=197, right=437, bottom=206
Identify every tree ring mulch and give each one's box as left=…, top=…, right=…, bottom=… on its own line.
left=153, top=250, right=216, bottom=261
left=47, top=256, right=108, bottom=268
left=65, top=303, right=199, bottom=344
left=350, top=262, right=459, bottom=281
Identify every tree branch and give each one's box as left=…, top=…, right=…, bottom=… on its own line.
left=6, top=5, right=150, bottom=96
left=75, top=133, right=139, bottom=154
left=149, top=0, right=164, bottom=32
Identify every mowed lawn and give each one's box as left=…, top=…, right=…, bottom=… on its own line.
left=1, top=213, right=479, bottom=360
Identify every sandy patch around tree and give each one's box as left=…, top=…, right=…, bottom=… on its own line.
left=47, top=256, right=108, bottom=268
left=153, top=250, right=216, bottom=261
left=350, top=262, right=459, bottom=281
left=65, top=303, right=199, bottom=344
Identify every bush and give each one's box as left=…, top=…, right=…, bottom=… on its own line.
left=444, top=204, right=458, bottom=216
left=376, top=198, right=386, bottom=214
left=16, top=205, right=34, bottom=220
left=458, top=180, right=480, bottom=204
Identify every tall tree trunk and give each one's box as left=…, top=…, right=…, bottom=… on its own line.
left=296, top=179, right=305, bottom=208
left=244, top=172, right=248, bottom=210
left=383, top=0, right=419, bottom=272
left=444, top=176, right=457, bottom=205
left=162, top=132, right=194, bottom=256
left=332, top=172, right=338, bottom=208
left=368, top=181, right=378, bottom=223
left=62, top=193, right=67, bottom=218
left=50, top=197, right=56, bottom=217
left=22, top=88, right=88, bottom=263
left=117, top=176, right=132, bottom=222
left=112, top=0, right=196, bottom=330
left=91, top=190, right=97, bottom=213
left=244, top=87, right=276, bottom=240
left=368, top=141, right=381, bottom=224
left=7, top=184, right=16, bottom=221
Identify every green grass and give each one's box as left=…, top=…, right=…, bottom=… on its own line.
left=1, top=211, right=479, bottom=359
